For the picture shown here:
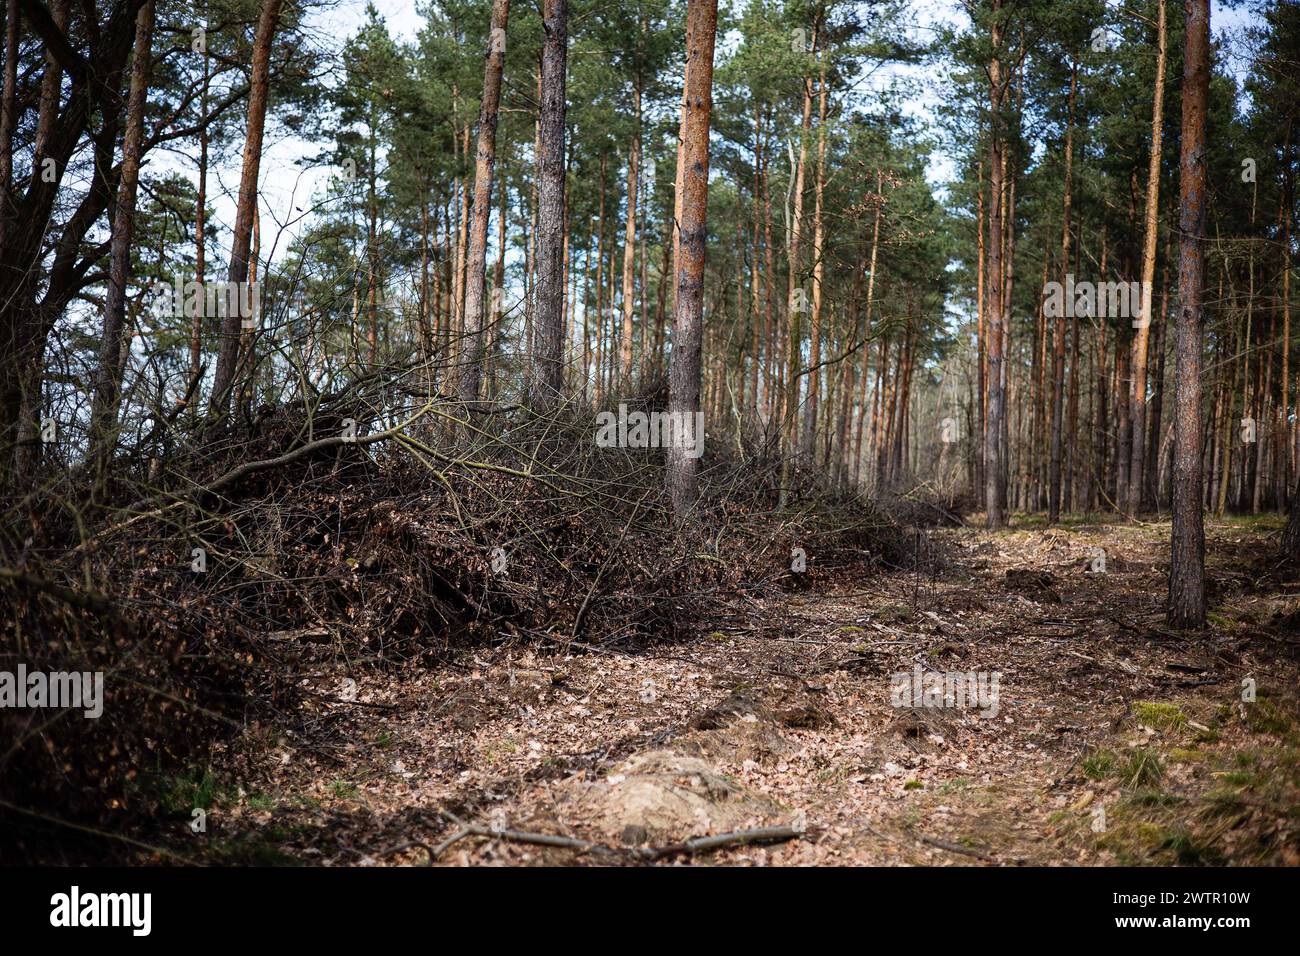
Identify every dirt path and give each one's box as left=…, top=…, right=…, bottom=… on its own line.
left=193, top=518, right=1300, bottom=866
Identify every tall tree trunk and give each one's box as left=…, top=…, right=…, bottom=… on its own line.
left=750, top=104, right=764, bottom=415
left=453, top=122, right=471, bottom=351
left=1147, top=230, right=1172, bottom=510
left=88, top=0, right=156, bottom=473
left=1049, top=62, right=1076, bottom=524
left=781, top=36, right=815, bottom=479
left=1066, top=264, right=1082, bottom=511
left=852, top=170, right=883, bottom=487
left=984, top=0, right=1007, bottom=528
left=976, top=156, right=987, bottom=498
left=459, top=0, right=511, bottom=403
left=619, top=79, right=641, bottom=387
left=593, top=153, right=608, bottom=403
left=488, top=182, right=508, bottom=399
left=666, top=0, right=717, bottom=515
left=209, top=0, right=284, bottom=416
left=1281, top=171, right=1300, bottom=552
left=1168, top=0, right=1209, bottom=628
left=1279, top=131, right=1294, bottom=510
left=531, top=0, right=567, bottom=405
left=189, top=33, right=210, bottom=395
left=1128, top=0, right=1167, bottom=516
left=366, top=125, right=379, bottom=367
left=0, top=0, right=18, bottom=252
left=800, top=60, right=829, bottom=461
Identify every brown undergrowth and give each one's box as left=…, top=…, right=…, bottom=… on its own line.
left=106, top=516, right=1295, bottom=867
left=0, top=392, right=922, bottom=862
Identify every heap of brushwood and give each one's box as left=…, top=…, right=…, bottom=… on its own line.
left=1, top=384, right=926, bottom=859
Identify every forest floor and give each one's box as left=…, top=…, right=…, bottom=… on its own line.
left=166, top=516, right=1300, bottom=866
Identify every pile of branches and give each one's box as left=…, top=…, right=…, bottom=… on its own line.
left=1, top=377, right=921, bottom=859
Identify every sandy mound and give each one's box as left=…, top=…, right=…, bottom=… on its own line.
left=564, top=749, right=778, bottom=844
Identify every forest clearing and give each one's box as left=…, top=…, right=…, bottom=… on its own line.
left=1, top=0, right=1299, bottom=925
left=162, top=518, right=1300, bottom=868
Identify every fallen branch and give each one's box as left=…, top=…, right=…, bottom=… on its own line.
left=635, top=825, right=802, bottom=860
left=424, top=820, right=802, bottom=863
left=913, top=831, right=1000, bottom=863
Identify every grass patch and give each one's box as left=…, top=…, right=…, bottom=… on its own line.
left=1244, top=700, right=1293, bottom=736
left=1117, top=747, right=1164, bottom=790
left=327, top=780, right=359, bottom=799
left=1081, top=749, right=1116, bottom=780
left=150, top=768, right=233, bottom=815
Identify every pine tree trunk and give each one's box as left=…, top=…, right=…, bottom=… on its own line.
left=984, top=1, right=1007, bottom=528
left=459, top=0, right=511, bottom=404
left=1168, top=0, right=1210, bottom=628
left=851, top=170, right=882, bottom=487
left=619, top=81, right=641, bottom=387
left=666, top=0, right=718, bottom=515
left=531, top=0, right=568, bottom=406
left=1049, top=62, right=1076, bottom=524
left=210, top=0, right=284, bottom=416
left=1128, top=0, right=1167, bottom=516
left=88, top=0, right=156, bottom=473
left=189, top=36, right=209, bottom=397
left=800, top=61, right=829, bottom=461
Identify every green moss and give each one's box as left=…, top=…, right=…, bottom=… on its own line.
left=1133, top=701, right=1187, bottom=732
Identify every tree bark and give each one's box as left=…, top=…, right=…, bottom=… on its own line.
left=209, top=0, right=284, bottom=416
left=984, top=0, right=1007, bottom=528
left=530, top=0, right=567, bottom=406
left=800, top=60, right=829, bottom=461
left=1128, top=0, right=1167, bottom=516
left=619, top=79, right=641, bottom=387
left=1168, top=0, right=1209, bottom=628
left=783, top=60, right=814, bottom=460
left=1049, top=61, right=1076, bottom=524
left=459, top=0, right=511, bottom=403
left=87, top=0, right=156, bottom=473
left=666, top=0, right=717, bottom=515
left=189, top=35, right=210, bottom=396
